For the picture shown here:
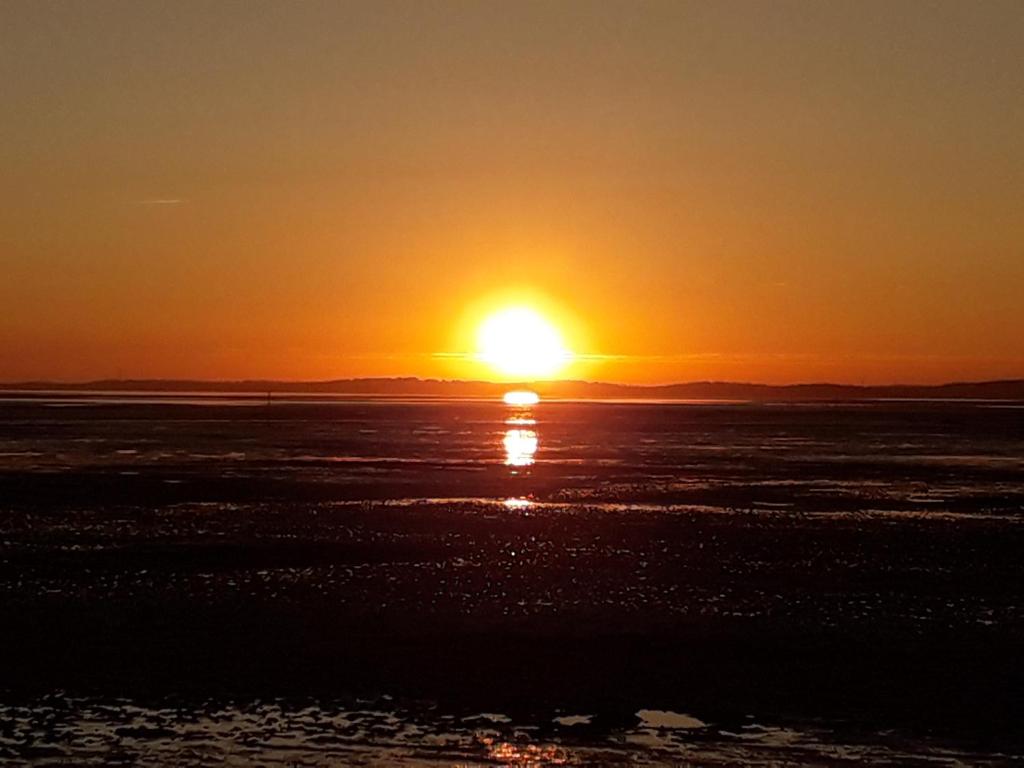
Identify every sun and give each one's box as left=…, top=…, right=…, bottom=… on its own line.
left=477, top=307, right=571, bottom=379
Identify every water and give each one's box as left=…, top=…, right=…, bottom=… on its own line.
left=0, top=396, right=1022, bottom=764
left=2, top=696, right=1013, bottom=766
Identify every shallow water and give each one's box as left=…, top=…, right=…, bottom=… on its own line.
left=2, top=696, right=1016, bottom=767
left=0, top=396, right=1022, bottom=764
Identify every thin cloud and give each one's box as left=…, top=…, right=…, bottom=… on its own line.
left=136, top=198, right=184, bottom=205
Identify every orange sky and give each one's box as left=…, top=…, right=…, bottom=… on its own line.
left=2, top=1, right=1022, bottom=384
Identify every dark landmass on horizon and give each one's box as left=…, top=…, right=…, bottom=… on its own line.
left=2, top=377, right=1024, bottom=401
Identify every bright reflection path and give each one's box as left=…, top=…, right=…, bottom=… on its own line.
left=505, top=416, right=536, bottom=426
left=483, top=737, right=571, bottom=765
left=503, top=390, right=540, bottom=406
left=503, top=429, right=537, bottom=467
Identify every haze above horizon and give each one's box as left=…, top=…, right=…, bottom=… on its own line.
left=2, top=1, right=1022, bottom=384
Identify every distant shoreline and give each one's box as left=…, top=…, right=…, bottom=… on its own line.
left=1, top=377, right=1022, bottom=401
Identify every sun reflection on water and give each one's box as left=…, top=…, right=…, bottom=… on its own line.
left=503, top=497, right=533, bottom=510
left=478, top=736, right=572, bottom=766
left=503, top=390, right=540, bottom=406
left=503, top=429, right=537, bottom=467
left=502, top=388, right=538, bottom=475
left=506, top=416, right=536, bottom=426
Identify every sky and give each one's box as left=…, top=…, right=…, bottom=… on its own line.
left=2, top=0, right=1022, bottom=384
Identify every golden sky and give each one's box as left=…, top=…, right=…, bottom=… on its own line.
left=2, top=1, right=1022, bottom=384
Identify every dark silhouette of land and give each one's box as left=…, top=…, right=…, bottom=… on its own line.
left=3, top=376, right=1023, bottom=400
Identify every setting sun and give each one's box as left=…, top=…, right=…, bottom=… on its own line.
left=477, top=307, right=571, bottom=380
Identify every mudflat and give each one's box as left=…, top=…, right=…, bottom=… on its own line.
left=1, top=398, right=1022, bottom=764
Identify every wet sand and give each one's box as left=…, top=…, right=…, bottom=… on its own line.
left=0, top=398, right=1022, bottom=764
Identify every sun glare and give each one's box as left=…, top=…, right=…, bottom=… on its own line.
left=477, top=307, right=571, bottom=380
left=503, top=428, right=538, bottom=466
left=503, top=390, right=540, bottom=406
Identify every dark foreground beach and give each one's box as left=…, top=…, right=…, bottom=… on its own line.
left=0, top=396, right=1022, bottom=765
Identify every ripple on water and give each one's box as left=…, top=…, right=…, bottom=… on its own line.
left=0, top=699, right=1018, bottom=767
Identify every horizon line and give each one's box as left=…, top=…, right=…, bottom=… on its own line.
left=2, top=376, right=1023, bottom=390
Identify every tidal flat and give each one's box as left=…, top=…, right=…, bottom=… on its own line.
left=1, top=397, right=1022, bottom=764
